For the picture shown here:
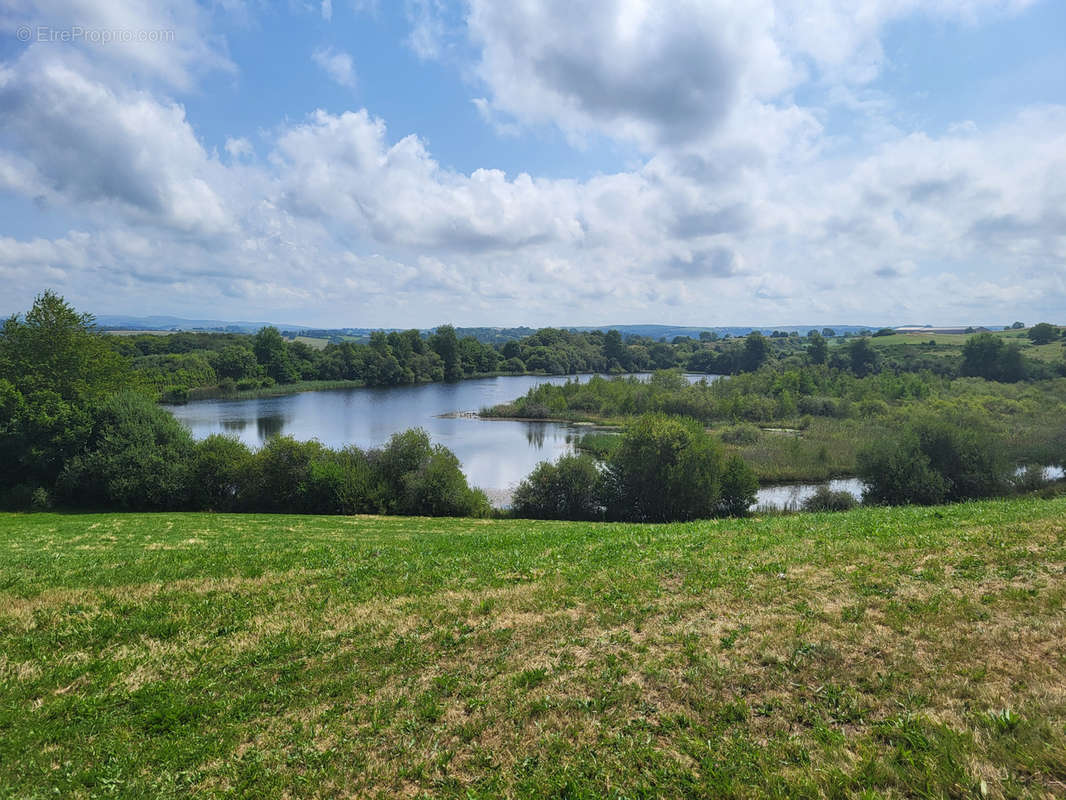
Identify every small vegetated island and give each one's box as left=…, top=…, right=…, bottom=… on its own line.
left=2, top=292, right=1066, bottom=797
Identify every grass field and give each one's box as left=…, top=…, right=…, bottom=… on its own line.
left=2, top=501, right=1065, bottom=798
left=863, top=330, right=1065, bottom=363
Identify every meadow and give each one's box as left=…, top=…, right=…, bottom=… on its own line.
left=2, top=499, right=1065, bottom=798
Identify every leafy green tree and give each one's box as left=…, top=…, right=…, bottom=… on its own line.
left=57, top=393, right=196, bottom=509
left=961, top=333, right=1024, bottom=382
left=190, top=435, right=255, bottom=511
left=847, top=337, right=879, bottom=377
left=807, top=333, right=828, bottom=365
left=821, top=328, right=837, bottom=338
left=512, top=453, right=601, bottom=520
left=252, top=326, right=299, bottom=383
left=604, top=329, right=626, bottom=369
left=739, top=332, right=769, bottom=372
left=1028, top=322, right=1059, bottom=345
left=0, top=291, right=131, bottom=402
left=246, top=435, right=326, bottom=512
left=0, top=292, right=134, bottom=489
left=430, top=325, right=462, bottom=382
left=858, top=416, right=1007, bottom=506
left=718, top=455, right=759, bottom=516
left=214, top=345, right=259, bottom=380
left=1010, top=321, right=1024, bottom=329
left=601, top=414, right=725, bottom=522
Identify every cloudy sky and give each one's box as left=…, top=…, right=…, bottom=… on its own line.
left=1, top=1, right=1064, bottom=327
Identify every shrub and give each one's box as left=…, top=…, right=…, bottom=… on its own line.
left=718, top=455, right=759, bottom=516
left=574, top=431, right=620, bottom=459
left=858, top=416, right=1008, bottom=506
left=512, top=453, right=602, bottom=520
left=802, top=486, right=856, bottom=512
left=720, top=423, right=760, bottom=445
left=57, top=393, right=196, bottom=510
left=600, top=414, right=755, bottom=522
left=190, top=435, right=255, bottom=511
left=245, top=436, right=325, bottom=512
left=399, top=446, right=491, bottom=517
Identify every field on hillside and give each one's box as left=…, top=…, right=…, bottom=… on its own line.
left=2, top=502, right=1065, bottom=798
left=862, top=330, right=1065, bottom=363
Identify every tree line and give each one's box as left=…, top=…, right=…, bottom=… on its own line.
left=0, top=293, right=487, bottom=514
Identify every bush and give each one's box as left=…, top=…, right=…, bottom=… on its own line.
left=245, top=436, right=325, bottom=512
left=858, top=416, right=1007, bottom=506
left=399, top=446, right=491, bottom=517
left=601, top=414, right=756, bottom=522
left=511, top=453, right=602, bottom=520
left=719, top=423, right=760, bottom=445
left=190, top=435, right=255, bottom=511
left=802, top=486, right=857, bottom=512
left=57, top=393, right=197, bottom=510
left=718, top=455, right=759, bottom=516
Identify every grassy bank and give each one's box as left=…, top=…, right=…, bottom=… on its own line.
left=2, top=500, right=1065, bottom=798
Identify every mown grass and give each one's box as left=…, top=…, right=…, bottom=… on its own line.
left=2, top=500, right=1065, bottom=798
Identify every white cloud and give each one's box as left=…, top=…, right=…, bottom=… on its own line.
left=312, top=46, right=357, bottom=88
left=0, top=0, right=1062, bottom=327
left=224, top=137, right=254, bottom=161
left=0, top=0, right=234, bottom=90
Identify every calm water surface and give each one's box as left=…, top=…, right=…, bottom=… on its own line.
left=169, top=373, right=717, bottom=501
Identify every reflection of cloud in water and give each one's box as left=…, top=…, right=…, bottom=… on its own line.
left=256, top=415, right=286, bottom=440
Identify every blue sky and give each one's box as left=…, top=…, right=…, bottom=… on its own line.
left=1, top=1, right=1064, bottom=327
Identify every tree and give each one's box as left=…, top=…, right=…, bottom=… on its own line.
left=858, top=416, right=1007, bottom=506
left=57, top=393, right=196, bottom=510
left=252, top=326, right=299, bottom=383
left=0, top=292, right=133, bottom=490
left=601, top=414, right=725, bottom=522
left=512, top=454, right=602, bottom=520
left=739, top=332, right=769, bottom=372
left=1010, top=321, right=1025, bottom=330
left=847, top=337, right=878, bottom=377
left=604, top=329, right=626, bottom=369
left=214, top=345, right=259, bottom=380
left=807, top=333, right=828, bottom=365
left=961, top=333, right=1024, bottom=382
left=718, top=455, right=758, bottom=516
left=1028, top=323, right=1059, bottom=345
left=0, top=290, right=130, bottom=403
left=822, top=328, right=837, bottom=338
left=430, top=325, right=462, bottom=382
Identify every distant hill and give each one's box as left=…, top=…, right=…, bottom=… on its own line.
left=91, top=315, right=881, bottom=343
left=95, top=314, right=312, bottom=333
left=569, top=324, right=878, bottom=340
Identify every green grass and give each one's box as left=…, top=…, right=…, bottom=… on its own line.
left=867, top=329, right=1065, bottom=363
left=183, top=379, right=365, bottom=402
left=2, top=500, right=1065, bottom=798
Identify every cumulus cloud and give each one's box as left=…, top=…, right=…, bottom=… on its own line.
left=0, top=0, right=234, bottom=90
left=0, top=0, right=1063, bottom=326
left=0, top=53, right=233, bottom=235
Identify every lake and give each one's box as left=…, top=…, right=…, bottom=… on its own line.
left=168, top=373, right=718, bottom=504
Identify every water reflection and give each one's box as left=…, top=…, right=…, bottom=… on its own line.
left=168, top=374, right=699, bottom=496
left=256, top=414, right=286, bottom=440
left=525, top=424, right=547, bottom=448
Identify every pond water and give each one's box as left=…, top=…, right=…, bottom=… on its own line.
left=168, top=373, right=717, bottom=504
left=168, top=377, right=1061, bottom=511
left=754, top=478, right=866, bottom=512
